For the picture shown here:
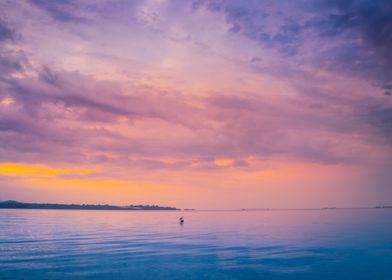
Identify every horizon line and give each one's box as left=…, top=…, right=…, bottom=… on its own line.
left=1, top=200, right=392, bottom=212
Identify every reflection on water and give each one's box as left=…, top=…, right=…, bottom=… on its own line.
left=0, top=209, right=391, bottom=279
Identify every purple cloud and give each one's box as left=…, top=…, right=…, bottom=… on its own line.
left=0, top=0, right=391, bottom=175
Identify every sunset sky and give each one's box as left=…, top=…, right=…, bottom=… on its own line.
left=0, top=0, right=391, bottom=209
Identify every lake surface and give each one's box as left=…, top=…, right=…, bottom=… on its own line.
left=1, top=209, right=391, bottom=279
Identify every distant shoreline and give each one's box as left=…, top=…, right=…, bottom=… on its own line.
left=196, top=207, right=392, bottom=212
left=0, top=201, right=179, bottom=211
left=0, top=200, right=391, bottom=212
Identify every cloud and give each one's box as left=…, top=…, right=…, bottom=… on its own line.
left=28, top=0, right=85, bottom=22
left=195, top=0, right=392, bottom=87
left=308, top=0, right=392, bottom=82
left=1, top=61, right=390, bottom=169
left=0, top=19, right=27, bottom=79
left=0, top=18, right=15, bottom=42
left=316, top=0, right=392, bottom=58
left=0, top=162, right=95, bottom=178
left=0, top=98, right=14, bottom=106
left=213, top=0, right=304, bottom=57
left=0, top=0, right=391, bottom=174
left=361, top=105, right=392, bottom=138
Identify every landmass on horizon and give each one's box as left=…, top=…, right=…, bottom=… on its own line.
left=1, top=201, right=391, bottom=212
left=0, top=201, right=179, bottom=211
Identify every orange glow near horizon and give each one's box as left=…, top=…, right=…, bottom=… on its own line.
left=0, top=160, right=378, bottom=209
left=0, top=163, right=96, bottom=178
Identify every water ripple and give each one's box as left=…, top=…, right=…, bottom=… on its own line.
left=1, top=209, right=392, bottom=279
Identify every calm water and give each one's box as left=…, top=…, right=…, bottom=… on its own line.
left=1, top=209, right=392, bottom=279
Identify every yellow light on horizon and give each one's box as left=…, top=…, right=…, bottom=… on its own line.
left=0, top=163, right=96, bottom=178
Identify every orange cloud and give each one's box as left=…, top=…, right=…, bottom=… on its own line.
left=214, top=159, right=234, bottom=167
left=0, top=163, right=96, bottom=178
left=0, top=97, right=14, bottom=106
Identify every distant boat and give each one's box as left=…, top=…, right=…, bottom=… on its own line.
left=179, top=216, right=184, bottom=223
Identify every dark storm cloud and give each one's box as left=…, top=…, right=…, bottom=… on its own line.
left=309, top=0, right=392, bottom=81
left=195, top=0, right=392, bottom=84
left=315, top=0, right=392, bottom=52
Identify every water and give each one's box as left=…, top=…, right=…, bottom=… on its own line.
left=0, top=209, right=391, bottom=279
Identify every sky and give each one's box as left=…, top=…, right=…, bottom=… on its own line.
left=0, top=0, right=391, bottom=209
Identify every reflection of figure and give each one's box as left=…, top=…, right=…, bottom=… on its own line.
left=179, top=216, right=184, bottom=224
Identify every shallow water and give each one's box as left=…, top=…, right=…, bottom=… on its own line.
left=0, top=209, right=391, bottom=279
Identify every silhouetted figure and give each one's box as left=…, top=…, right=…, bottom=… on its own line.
left=179, top=216, right=184, bottom=224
